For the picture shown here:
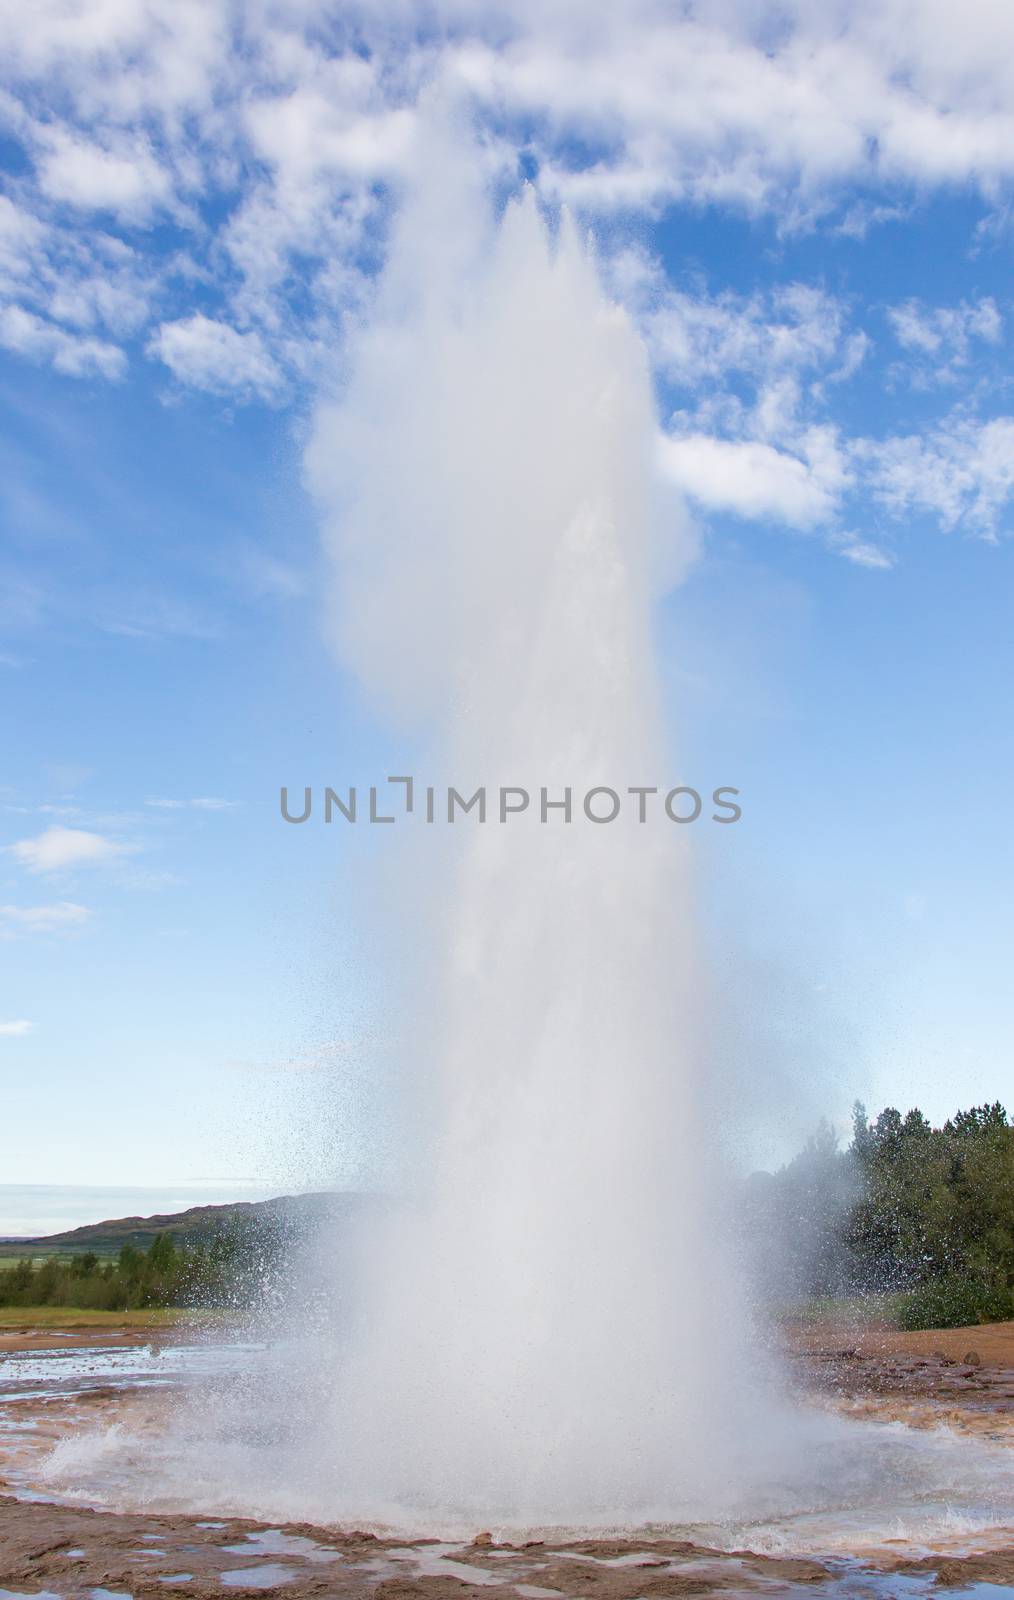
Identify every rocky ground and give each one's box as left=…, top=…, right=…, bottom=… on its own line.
left=787, top=1316, right=1014, bottom=1445
left=2, top=1493, right=1013, bottom=1600
left=0, top=1317, right=1011, bottom=1599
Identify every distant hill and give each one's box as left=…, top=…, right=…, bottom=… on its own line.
left=12, top=1191, right=371, bottom=1255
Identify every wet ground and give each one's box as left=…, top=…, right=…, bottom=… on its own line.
left=3, top=1493, right=1014, bottom=1600
left=789, top=1326, right=1014, bottom=1447
left=0, top=1319, right=1011, bottom=1600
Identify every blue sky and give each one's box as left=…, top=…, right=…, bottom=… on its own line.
left=1, top=2, right=1013, bottom=1232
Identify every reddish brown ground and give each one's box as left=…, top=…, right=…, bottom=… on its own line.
left=787, top=1315, right=1014, bottom=1443
left=788, top=1315, right=1014, bottom=1367
left=0, top=1316, right=1012, bottom=1597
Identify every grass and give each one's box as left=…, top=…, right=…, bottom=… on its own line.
left=0, top=1249, right=120, bottom=1268
left=780, top=1293, right=907, bottom=1327
left=0, top=1254, right=118, bottom=1271
left=0, top=1305, right=194, bottom=1329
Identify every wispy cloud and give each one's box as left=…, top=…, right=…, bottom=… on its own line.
left=89, top=587, right=223, bottom=642
left=835, top=537, right=896, bottom=571
left=147, top=314, right=284, bottom=401
left=0, top=1, right=1013, bottom=407
left=32, top=126, right=174, bottom=224
left=0, top=1019, right=32, bottom=1037
left=886, top=298, right=1004, bottom=386
left=0, top=2, right=1011, bottom=574
left=0, top=303, right=126, bottom=381
left=856, top=416, right=1014, bottom=538
left=0, top=900, right=91, bottom=934
left=145, top=796, right=239, bottom=811
left=6, top=825, right=129, bottom=873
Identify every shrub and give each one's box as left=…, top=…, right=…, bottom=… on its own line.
left=896, top=1272, right=1014, bottom=1330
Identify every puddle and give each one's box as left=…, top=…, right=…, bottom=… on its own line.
left=0, top=1592, right=65, bottom=1600
left=554, top=1552, right=675, bottom=1569
left=353, top=1544, right=1014, bottom=1600
left=0, top=1344, right=262, bottom=1404
left=379, top=1546, right=510, bottom=1586
left=220, top=1564, right=297, bottom=1588
left=221, top=1531, right=341, bottom=1564
left=779, top=1577, right=1014, bottom=1598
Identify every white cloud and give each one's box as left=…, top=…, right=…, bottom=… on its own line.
left=243, top=84, right=417, bottom=188
left=0, top=1019, right=32, bottom=1036
left=836, top=537, right=896, bottom=570
left=615, top=258, right=863, bottom=538
left=0, top=0, right=1011, bottom=573
left=617, top=265, right=851, bottom=391
left=857, top=416, right=1014, bottom=536
left=886, top=297, right=1003, bottom=383
left=659, top=433, right=843, bottom=528
left=457, top=2, right=1014, bottom=215
left=669, top=398, right=1014, bottom=543
left=145, top=796, right=238, bottom=811
left=147, top=314, right=284, bottom=399
left=45, top=258, right=153, bottom=338
left=7, top=825, right=128, bottom=873
left=834, top=200, right=910, bottom=239
left=0, top=194, right=45, bottom=291
left=33, top=127, right=173, bottom=222
left=0, top=303, right=126, bottom=379
left=0, top=900, right=91, bottom=933
left=0, top=0, right=1013, bottom=402
left=0, top=0, right=227, bottom=138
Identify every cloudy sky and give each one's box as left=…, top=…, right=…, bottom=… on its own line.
left=2, top=1, right=1013, bottom=1230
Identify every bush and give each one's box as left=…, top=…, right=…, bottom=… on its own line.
left=896, top=1272, right=1014, bottom=1330
left=0, top=1229, right=274, bottom=1311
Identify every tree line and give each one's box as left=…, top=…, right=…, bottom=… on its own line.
left=748, top=1100, right=1013, bottom=1327
left=4, top=1103, right=1010, bottom=1331
left=0, top=1229, right=271, bottom=1312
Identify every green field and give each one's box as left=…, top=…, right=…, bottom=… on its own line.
left=0, top=1305, right=193, bottom=1328
left=782, top=1293, right=908, bottom=1326
left=0, top=1251, right=118, bottom=1270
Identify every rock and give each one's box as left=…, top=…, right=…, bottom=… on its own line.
left=472, top=1532, right=494, bottom=1547
left=963, top=1349, right=982, bottom=1366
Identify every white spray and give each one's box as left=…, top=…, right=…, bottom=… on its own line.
left=304, top=152, right=782, bottom=1528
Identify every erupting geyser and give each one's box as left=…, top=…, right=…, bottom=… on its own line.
left=303, top=152, right=783, bottom=1527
